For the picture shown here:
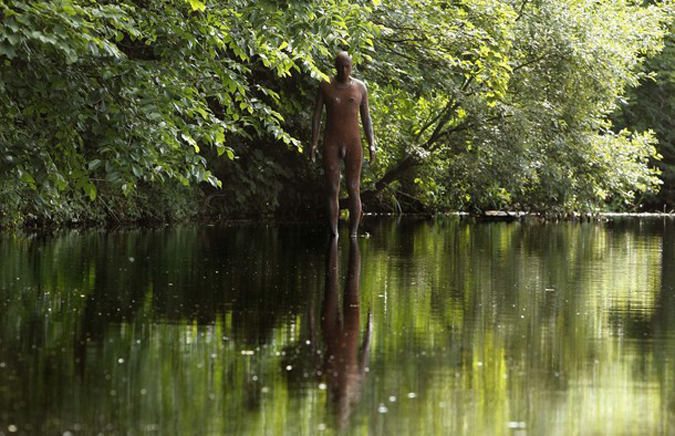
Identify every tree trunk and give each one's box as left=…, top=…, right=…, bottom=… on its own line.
left=360, top=154, right=421, bottom=209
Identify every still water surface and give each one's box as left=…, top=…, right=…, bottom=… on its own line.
left=1, top=217, right=674, bottom=435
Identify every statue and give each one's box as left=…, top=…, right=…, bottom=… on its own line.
left=311, top=51, right=376, bottom=238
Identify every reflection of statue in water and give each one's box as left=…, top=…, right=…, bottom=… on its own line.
left=321, top=238, right=372, bottom=429
left=311, top=51, right=376, bottom=238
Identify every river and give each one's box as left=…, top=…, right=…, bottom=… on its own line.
left=1, top=217, right=673, bottom=435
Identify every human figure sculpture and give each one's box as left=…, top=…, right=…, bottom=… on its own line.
left=311, top=51, right=375, bottom=238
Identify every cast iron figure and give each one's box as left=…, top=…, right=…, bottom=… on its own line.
left=311, top=51, right=375, bottom=238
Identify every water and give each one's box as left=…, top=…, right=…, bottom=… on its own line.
left=1, top=217, right=674, bottom=435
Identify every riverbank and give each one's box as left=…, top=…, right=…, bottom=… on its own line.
left=7, top=208, right=675, bottom=235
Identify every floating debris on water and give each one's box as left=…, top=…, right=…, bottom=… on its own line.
left=507, top=422, right=526, bottom=429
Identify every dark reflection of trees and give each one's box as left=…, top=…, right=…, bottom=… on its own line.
left=602, top=219, right=675, bottom=339
left=73, top=225, right=325, bottom=337
left=654, top=219, right=675, bottom=333
left=1, top=225, right=331, bottom=430
left=2, top=226, right=328, bottom=380
left=652, top=219, right=675, bottom=416
left=321, top=238, right=371, bottom=431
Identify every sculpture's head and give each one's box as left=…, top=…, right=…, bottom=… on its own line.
left=335, top=51, right=353, bottom=82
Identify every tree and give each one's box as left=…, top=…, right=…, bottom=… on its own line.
left=0, top=0, right=671, bottom=226
left=0, top=0, right=377, bottom=224
left=613, top=23, right=675, bottom=210
left=360, top=0, right=670, bottom=214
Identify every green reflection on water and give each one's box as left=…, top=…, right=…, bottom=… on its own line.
left=0, top=218, right=674, bottom=435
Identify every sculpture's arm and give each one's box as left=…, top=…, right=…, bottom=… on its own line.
left=310, top=86, right=324, bottom=163
left=360, top=83, right=376, bottom=163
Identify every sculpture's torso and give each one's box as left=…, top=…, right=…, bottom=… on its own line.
left=321, top=78, right=364, bottom=149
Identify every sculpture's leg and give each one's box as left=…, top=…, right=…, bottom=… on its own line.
left=323, top=146, right=341, bottom=238
left=345, top=145, right=363, bottom=238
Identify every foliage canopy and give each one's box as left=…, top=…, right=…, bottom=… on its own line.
left=0, top=0, right=672, bottom=225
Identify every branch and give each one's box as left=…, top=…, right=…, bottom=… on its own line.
left=422, top=103, right=458, bottom=149
left=515, top=0, right=530, bottom=21
left=379, top=46, right=419, bottom=63
left=415, top=100, right=454, bottom=142
left=381, top=36, right=429, bottom=44
left=512, top=52, right=553, bottom=72
left=428, top=114, right=513, bottom=153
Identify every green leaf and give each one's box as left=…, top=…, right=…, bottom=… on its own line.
left=86, top=183, right=97, bottom=201
left=55, top=176, right=68, bottom=191
left=88, top=159, right=102, bottom=171
left=0, top=42, right=17, bottom=59
left=215, top=131, right=225, bottom=144
left=187, top=0, right=206, bottom=12
left=181, top=133, right=199, bottom=152
left=20, top=171, right=36, bottom=188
